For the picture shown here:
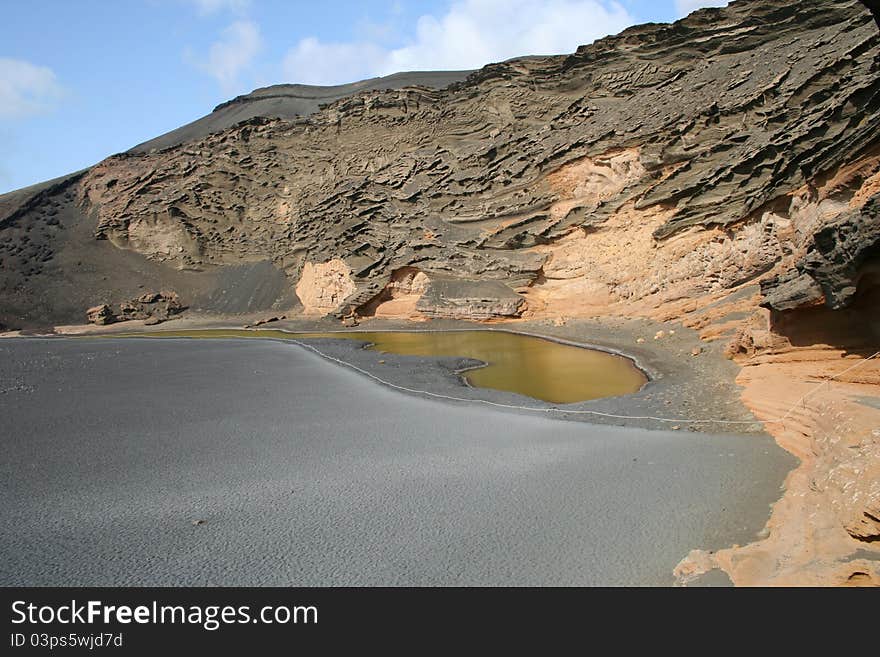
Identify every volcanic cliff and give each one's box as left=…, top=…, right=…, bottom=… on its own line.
left=1, top=0, right=879, bottom=584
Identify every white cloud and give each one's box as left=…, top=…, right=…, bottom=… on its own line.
left=674, top=0, right=729, bottom=18
left=0, top=58, right=63, bottom=119
left=190, top=0, right=250, bottom=15
left=194, top=20, right=262, bottom=92
left=283, top=39, right=389, bottom=87
left=389, top=0, right=631, bottom=72
left=283, top=0, right=633, bottom=86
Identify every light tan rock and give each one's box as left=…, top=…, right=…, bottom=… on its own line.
left=296, top=259, right=357, bottom=315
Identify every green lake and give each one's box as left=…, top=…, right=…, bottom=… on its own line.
left=114, top=329, right=647, bottom=404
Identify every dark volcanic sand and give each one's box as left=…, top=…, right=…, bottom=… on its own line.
left=0, top=338, right=793, bottom=586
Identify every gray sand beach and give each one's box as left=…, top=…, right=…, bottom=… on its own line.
left=0, top=338, right=794, bottom=586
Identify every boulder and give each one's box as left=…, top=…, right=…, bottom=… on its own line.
left=86, top=304, right=114, bottom=325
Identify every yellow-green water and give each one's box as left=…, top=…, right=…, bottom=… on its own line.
left=113, top=329, right=647, bottom=404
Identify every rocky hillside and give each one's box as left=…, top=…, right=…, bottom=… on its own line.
left=0, top=0, right=874, bottom=331
left=1, top=0, right=877, bottom=333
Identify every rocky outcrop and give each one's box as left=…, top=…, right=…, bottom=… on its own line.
left=358, top=267, right=430, bottom=318
left=129, top=71, right=473, bottom=154
left=416, top=279, right=525, bottom=320
left=85, top=304, right=114, bottom=325
left=295, top=259, right=357, bottom=315
left=761, top=194, right=880, bottom=312
left=799, top=204, right=880, bottom=310
left=86, top=291, right=184, bottom=326
left=759, top=271, right=825, bottom=312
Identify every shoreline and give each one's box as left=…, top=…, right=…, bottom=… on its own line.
left=3, top=311, right=760, bottom=433
left=8, top=309, right=879, bottom=584
left=0, top=335, right=791, bottom=586
left=110, top=327, right=656, bottom=402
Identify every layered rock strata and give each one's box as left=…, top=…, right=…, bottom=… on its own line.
left=2, top=0, right=875, bottom=329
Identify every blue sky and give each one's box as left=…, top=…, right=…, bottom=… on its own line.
left=0, top=0, right=726, bottom=193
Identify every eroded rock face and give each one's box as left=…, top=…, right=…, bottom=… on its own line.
left=762, top=195, right=880, bottom=312
left=800, top=200, right=880, bottom=310
left=0, top=2, right=877, bottom=331
left=386, top=267, right=430, bottom=297
left=359, top=267, right=432, bottom=318
left=17, top=0, right=866, bottom=322
left=416, top=278, right=526, bottom=320
left=759, top=271, right=825, bottom=312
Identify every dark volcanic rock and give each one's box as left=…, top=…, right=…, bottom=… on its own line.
left=861, top=0, right=880, bottom=27
left=760, top=271, right=825, bottom=312
left=761, top=193, right=880, bottom=311
left=801, top=195, right=880, bottom=309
